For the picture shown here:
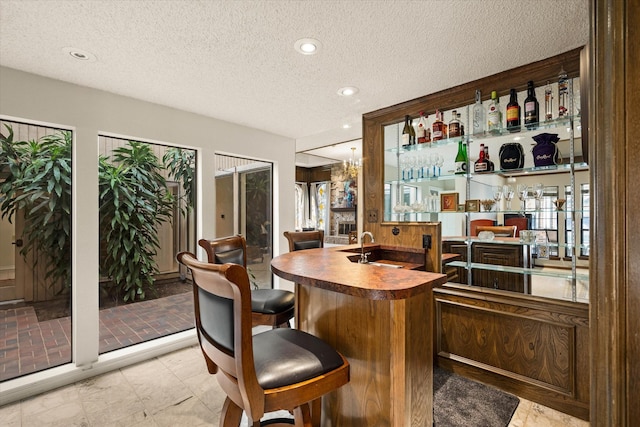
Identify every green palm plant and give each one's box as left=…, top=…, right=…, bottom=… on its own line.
left=0, top=124, right=72, bottom=289
left=162, top=147, right=195, bottom=217
left=99, top=141, right=174, bottom=302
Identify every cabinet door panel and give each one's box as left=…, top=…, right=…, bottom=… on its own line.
left=472, top=244, right=525, bottom=293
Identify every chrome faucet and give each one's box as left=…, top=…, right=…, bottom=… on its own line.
left=359, top=231, right=375, bottom=264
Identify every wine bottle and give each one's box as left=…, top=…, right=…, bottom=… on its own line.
left=454, top=140, right=468, bottom=174
left=544, top=80, right=553, bottom=121
left=448, top=110, right=461, bottom=138
left=401, top=115, right=411, bottom=147
left=558, top=68, right=569, bottom=117
left=408, top=116, right=416, bottom=145
left=474, top=143, right=488, bottom=172
left=487, top=91, right=502, bottom=135
left=472, top=90, right=485, bottom=135
left=432, top=110, right=445, bottom=141
left=506, top=88, right=521, bottom=132
left=484, top=145, right=495, bottom=171
left=458, top=112, right=465, bottom=136
left=524, top=81, right=539, bottom=129
left=417, top=111, right=428, bottom=143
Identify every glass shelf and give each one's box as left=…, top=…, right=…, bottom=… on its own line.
left=443, top=236, right=589, bottom=250
left=467, top=115, right=581, bottom=142
left=389, top=208, right=588, bottom=215
left=447, top=261, right=589, bottom=281
left=386, top=115, right=581, bottom=154
left=386, top=162, right=589, bottom=186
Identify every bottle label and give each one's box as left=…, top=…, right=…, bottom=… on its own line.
left=506, top=106, right=519, bottom=121
left=455, top=161, right=467, bottom=173
left=525, top=101, right=536, bottom=113
left=474, top=162, right=488, bottom=172
left=401, top=134, right=410, bottom=146
left=432, top=123, right=443, bottom=140
left=449, top=123, right=460, bottom=138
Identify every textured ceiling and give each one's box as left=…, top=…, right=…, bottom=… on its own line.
left=0, top=0, right=589, bottom=157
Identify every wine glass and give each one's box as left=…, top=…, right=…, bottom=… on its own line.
left=517, top=184, right=529, bottom=211
left=492, top=186, right=502, bottom=211
left=436, top=154, right=445, bottom=176
left=405, top=156, right=415, bottom=180
left=533, top=183, right=545, bottom=210
left=503, top=185, right=515, bottom=210
left=400, top=155, right=408, bottom=181
left=430, top=153, right=439, bottom=177
left=423, top=154, right=432, bottom=178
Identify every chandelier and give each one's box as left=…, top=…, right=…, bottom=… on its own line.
left=343, top=147, right=361, bottom=178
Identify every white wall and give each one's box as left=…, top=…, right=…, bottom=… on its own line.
left=0, top=66, right=296, bottom=402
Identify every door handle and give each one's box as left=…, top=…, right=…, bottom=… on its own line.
left=12, top=239, right=23, bottom=247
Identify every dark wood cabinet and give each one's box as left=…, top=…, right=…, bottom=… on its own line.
left=443, top=241, right=528, bottom=293
left=472, top=243, right=526, bottom=293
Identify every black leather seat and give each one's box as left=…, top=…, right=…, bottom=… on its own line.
left=198, top=235, right=294, bottom=328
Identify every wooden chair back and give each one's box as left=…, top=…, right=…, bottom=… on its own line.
left=470, top=219, right=496, bottom=236
left=505, top=216, right=529, bottom=236
left=476, top=225, right=518, bottom=237
left=283, top=230, right=325, bottom=252
left=198, top=235, right=247, bottom=267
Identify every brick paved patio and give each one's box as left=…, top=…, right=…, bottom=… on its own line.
left=0, top=292, right=194, bottom=382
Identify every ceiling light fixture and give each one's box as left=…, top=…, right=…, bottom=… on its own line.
left=62, top=47, right=96, bottom=62
left=294, top=38, right=321, bottom=55
left=342, top=123, right=352, bottom=129
left=343, top=147, right=361, bottom=178
left=337, top=86, right=359, bottom=97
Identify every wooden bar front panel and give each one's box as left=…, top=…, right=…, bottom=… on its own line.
left=434, top=284, right=589, bottom=420
left=296, top=283, right=433, bottom=427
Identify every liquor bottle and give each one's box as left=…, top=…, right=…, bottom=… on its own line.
left=506, top=88, right=521, bottom=132
left=458, top=112, right=465, bottom=136
left=408, top=117, right=416, bottom=145
left=524, top=80, right=539, bottom=129
left=487, top=91, right=502, bottom=135
left=484, top=145, right=495, bottom=171
left=448, top=110, right=461, bottom=138
left=558, top=67, right=569, bottom=117
left=417, top=111, right=428, bottom=143
left=454, top=139, right=468, bottom=174
left=544, top=80, right=553, bottom=121
left=432, top=110, right=445, bottom=141
left=472, top=90, right=485, bottom=135
left=401, top=115, right=411, bottom=147
left=474, top=143, right=488, bottom=172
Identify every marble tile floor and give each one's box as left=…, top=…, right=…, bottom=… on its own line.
left=0, top=345, right=589, bottom=427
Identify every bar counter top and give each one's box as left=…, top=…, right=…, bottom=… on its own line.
left=270, top=243, right=447, bottom=300
left=271, top=243, right=446, bottom=425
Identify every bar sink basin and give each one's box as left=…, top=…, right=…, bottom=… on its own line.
left=340, top=245, right=427, bottom=270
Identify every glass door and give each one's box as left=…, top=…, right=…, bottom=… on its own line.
left=215, top=154, right=273, bottom=290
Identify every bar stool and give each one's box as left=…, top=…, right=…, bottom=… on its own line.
left=283, top=230, right=324, bottom=252
left=198, top=235, right=294, bottom=328
left=177, top=252, right=350, bottom=426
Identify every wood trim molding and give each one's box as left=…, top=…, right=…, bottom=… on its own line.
left=590, top=0, right=639, bottom=425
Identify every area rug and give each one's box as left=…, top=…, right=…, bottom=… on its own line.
left=434, top=366, right=520, bottom=427
left=242, top=367, right=519, bottom=426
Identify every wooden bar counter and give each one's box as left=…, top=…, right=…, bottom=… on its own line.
left=271, top=244, right=447, bottom=427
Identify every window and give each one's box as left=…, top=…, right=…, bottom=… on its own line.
left=528, top=185, right=559, bottom=257
left=580, top=183, right=590, bottom=257
left=98, top=135, right=197, bottom=354
left=1, top=119, right=73, bottom=380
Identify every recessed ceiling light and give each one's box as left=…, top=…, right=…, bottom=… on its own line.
left=294, top=38, right=321, bottom=55
left=337, top=86, right=359, bottom=97
left=62, top=47, right=96, bottom=62
left=342, top=123, right=352, bottom=129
